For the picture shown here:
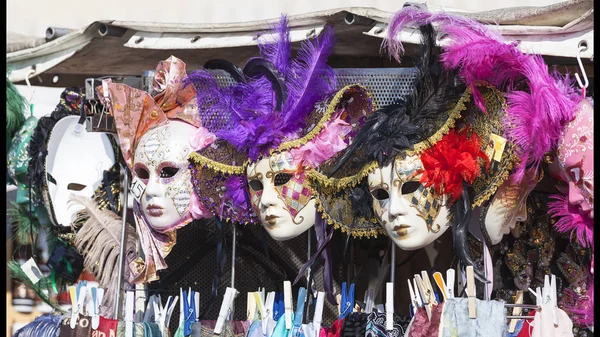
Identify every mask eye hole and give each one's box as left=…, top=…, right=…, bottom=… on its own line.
left=160, top=167, right=179, bottom=179
left=248, top=180, right=263, bottom=191
left=371, top=188, right=390, bottom=201
left=401, top=182, right=420, bottom=195
left=46, top=173, right=57, bottom=185
left=273, top=173, right=292, bottom=186
left=135, top=167, right=149, bottom=180
left=67, top=183, right=87, bottom=191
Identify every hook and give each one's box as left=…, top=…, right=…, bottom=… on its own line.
left=24, top=68, right=36, bottom=110
left=574, top=40, right=589, bottom=97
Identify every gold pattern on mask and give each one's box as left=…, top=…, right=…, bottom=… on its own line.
left=393, top=156, right=443, bottom=233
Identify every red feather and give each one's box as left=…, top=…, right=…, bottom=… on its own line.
left=419, top=127, right=489, bottom=203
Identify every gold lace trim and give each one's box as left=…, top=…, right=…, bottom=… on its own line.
left=306, top=160, right=379, bottom=193
left=406, top=87, right=472, bottom=156
left=275, top=84, right=373, bottom=154
left=313, top=192, right=385, bottom=239
left=188, top=151, right=247, bottom=175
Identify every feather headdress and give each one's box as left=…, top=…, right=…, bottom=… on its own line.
left=324, top=23, right=499, bottom=281
left=71, top=196, right=138, bottom=317
left=188, top=15, right=337, bottom=161
left=187, top=16, right=373, bottom=225
left=383, top=7, right=580, bottom=182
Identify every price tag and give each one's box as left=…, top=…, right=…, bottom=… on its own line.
left=130, top=176, right=147, bottom=203
left=484, top=133, right=507, bottom=163
left=22, top=258, right=43, bottom=285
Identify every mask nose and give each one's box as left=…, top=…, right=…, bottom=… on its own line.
left=389, top=189, right=409, bottom=219
left=144, top=176, right=162, bottom=198
left=259, top=182, right=279, bottom=210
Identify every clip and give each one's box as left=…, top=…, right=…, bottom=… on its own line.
left=313, top=292, right=325, bottom=336
left=466, top=266, right=476, bottom=319
left=508, top=290, right=524, bottom=333
left=385, top=282, right=394, bottom=331
left=446, top=269, right=455, bottom=299
left=215, top=287, right=238, bottom=334
left=283, top=281, right=293, bottom=329
left=414, top=275, right=431, bottom=321
left=432, top=272, right=448, bottom=302
left=125, top=291, right=135, bottom=337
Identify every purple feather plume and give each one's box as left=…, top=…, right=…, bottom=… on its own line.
left=221, top=175, right=252, bottom=217
left=280, top=25, right=336, bottom=134
left=258, top=15, right=292, bottom=76
left=383, top=7, right=579, bottom=182
left=187, top=15, right=337, bottom=161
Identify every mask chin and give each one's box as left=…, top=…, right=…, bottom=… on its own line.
left=45, top=116, right=117, bottom=227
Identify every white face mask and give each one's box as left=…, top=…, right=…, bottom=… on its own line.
left=483, top=168, right=539, bottom=245
left=133, top=121, right=196, bottom=232
left=246, top=152, right=316, bottom=241
left=368, top=155, right=450, bottom=250
left=45, top=116, right=116, bottom=227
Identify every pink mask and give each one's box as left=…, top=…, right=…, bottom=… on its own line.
left=549, top=99, right=594, bottom=219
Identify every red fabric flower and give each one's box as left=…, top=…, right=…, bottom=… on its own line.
left=419, top=127, right=489, bottom=203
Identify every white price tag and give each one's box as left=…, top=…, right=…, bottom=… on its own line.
left=22, top=258, right=43, bottom=285
left=130, top=176, right=147, bottom=203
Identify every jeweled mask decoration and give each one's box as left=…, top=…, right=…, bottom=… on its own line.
left=45, top=116, right=117, bottom=227
left=103, top=56, right=210, bottom=283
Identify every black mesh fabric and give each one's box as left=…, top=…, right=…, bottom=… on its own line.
left=148, top=219, right=358, bottom=333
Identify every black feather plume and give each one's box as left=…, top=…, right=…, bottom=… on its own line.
left=329, top=23, right=464, bottom=176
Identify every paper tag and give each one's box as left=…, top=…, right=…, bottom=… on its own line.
left=130, top=176, right=147, bottom=203
left=484, top=133, right=507, bottom=163
left=21, top=258, right=44, bottom=285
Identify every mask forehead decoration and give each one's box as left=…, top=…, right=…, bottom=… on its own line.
left=104, top=56, right=210, bottom=284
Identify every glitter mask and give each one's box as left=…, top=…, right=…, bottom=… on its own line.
left=248, top=151, right=315, bottom=220
left=133, top=121, right=196, bottom=233
left=549, top=99, right=594, bottom=218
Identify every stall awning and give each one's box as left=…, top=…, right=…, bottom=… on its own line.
left=7, top=2, right=593, bottom=87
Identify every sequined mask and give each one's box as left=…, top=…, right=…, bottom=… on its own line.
left=133, top=121, right=196, bottom=233
left=549, top=99, right=594, bottom=219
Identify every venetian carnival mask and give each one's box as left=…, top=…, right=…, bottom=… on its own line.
left=247, top=151, right=317, bottom=241
left=133, top=120, right=197, bottom=232
left=368, top=155, right=449, bottom=250
left=45, top=116, right=116, bottom=226
left=481, top=167, right=541, bottom=245
left=548, top=99, right=594, bottom=219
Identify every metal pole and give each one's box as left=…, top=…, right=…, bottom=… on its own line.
left=114, top=168, right=129, bottom=318
left=229, top=223, right=237, bottom=320
left=390, top=243, right=396, bottom=283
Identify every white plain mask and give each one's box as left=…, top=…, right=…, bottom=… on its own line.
left=483, top=168, right=539, bottom=245
left=45, top=116, right=116, bottom=227
left=368, top=156, right=450, bottom=250
left=133, top=120, right=196, bottom=233
left=246, top=154, right=316, bottom=241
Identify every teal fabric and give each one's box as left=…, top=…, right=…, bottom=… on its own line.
left=271, top=312, right=294, bottom=337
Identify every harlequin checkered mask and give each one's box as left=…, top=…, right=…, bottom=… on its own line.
left=367, top=154, right=449, bottom=251
left=246, top=151, right=316, bottom=241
